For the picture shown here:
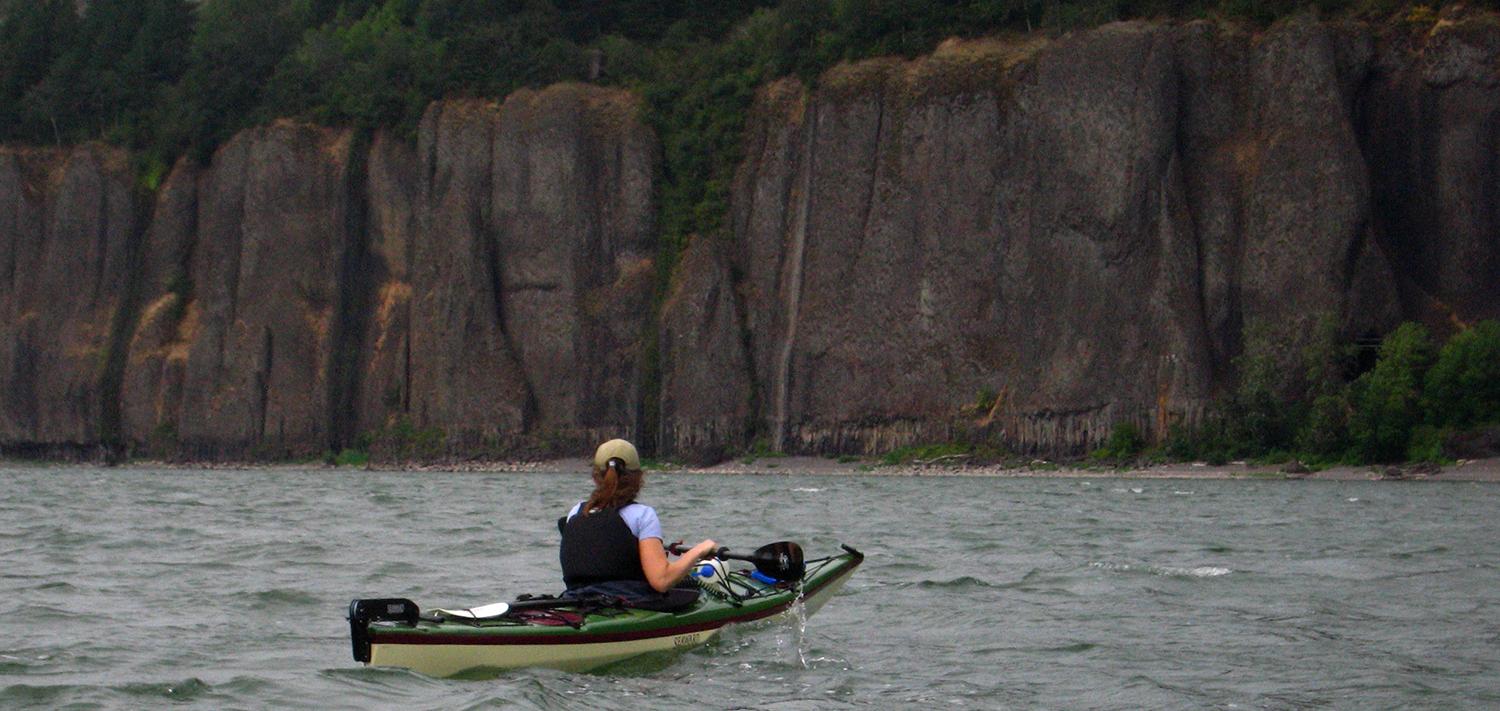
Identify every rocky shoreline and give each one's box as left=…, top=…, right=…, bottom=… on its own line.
left=9, top=455, right=1495, bottom=482
left=681, top=456, right=1500, bottom=481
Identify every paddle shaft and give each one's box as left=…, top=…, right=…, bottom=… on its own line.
left=668, top=541, right=805, bottom=580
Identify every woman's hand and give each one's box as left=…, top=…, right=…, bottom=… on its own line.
left=684, top=539, right=718, bottom=561
left=640, top=537, right=719, bottom=593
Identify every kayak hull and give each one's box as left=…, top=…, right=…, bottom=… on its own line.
left=354, top=546, right=861, bottom=677
left=369, top=623, right=723, bottom=675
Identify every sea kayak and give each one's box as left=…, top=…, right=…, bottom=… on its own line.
left=347, top=544, right=862, bottom=677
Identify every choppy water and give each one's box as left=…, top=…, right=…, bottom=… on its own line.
left=2, top=466, right=1499, bottom=709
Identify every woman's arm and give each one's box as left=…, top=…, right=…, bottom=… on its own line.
left=639, top=538, right=717, bottom=593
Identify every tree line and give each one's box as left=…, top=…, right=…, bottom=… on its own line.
left=4, top=0, right=1489, bottom=233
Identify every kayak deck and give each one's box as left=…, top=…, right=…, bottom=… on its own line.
left=350, top=545, right=862, bottom=677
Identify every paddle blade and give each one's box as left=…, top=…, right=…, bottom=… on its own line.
left=750, top=541, right=804, bottom=581
left=431, top=601, right=511, bottom=620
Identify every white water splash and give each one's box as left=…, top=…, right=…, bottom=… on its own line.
left=1090, top=561, right=1232, bottom=578
left=1161, top=566, right=1232, bottom=578
left=778, top=582, right=811, bottom=669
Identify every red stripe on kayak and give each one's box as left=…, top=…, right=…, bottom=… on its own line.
left=372, top=557, right=859, bottom=648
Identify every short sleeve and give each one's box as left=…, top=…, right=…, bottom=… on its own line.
left=620, top=503, right=663, bottom=541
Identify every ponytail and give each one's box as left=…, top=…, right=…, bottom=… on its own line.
left=582, top=457, right=642, bottom=513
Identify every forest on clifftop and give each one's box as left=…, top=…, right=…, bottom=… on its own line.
left=3, top=0, right=1494, bottom=259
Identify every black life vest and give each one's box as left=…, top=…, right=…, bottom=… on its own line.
left=559, top=505, right=646, bottom=590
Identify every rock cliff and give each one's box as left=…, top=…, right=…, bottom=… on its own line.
left=1, top=16, right=1496, bottom=461
left=0, top=144, right=141, bottom=454
left=76, top=84, right=655, bottom=459
left=659, top=12, right=1499, bottom=458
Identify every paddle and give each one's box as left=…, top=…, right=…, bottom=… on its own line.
left=430, top=601, right=513, bottom=620
left=670, top=541, right=806, bottom=581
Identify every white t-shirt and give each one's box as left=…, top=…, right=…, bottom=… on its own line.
left=565, top=501, right=663, bottom=541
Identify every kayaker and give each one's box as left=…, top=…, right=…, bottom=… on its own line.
left=559, top=438, right=717, bottom=601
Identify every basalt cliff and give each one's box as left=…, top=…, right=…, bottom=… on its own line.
left=2, top=16, right=1496, bottom=462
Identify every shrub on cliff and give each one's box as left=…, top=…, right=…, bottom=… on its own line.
left=1422, top=320, right=1500, bottom=430
left=1090, top=422, right=1146, bottom=463
left=1294, top=390, right=1352, bottom=461
left=1213, top=317, right=1352, bottom=461
left=1347, top=322, right=1436, bottom=463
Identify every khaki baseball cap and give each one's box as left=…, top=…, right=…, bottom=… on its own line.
left=593, top=438, right=641, bottom=471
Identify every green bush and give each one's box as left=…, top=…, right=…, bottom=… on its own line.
left=741, top=438, right=785, bottom=463
left=1422, top=320, right=1500, bottom=429
left=1406, top=425, right=1445, bottom=463
left=334, top=447, right=370, bottom=467
left=974, top=386, right=999, bottom=413
left=364, top=417, right=446, bottom=460
left=1136, top=320, right=1495, bottom=466
left=1348, top=322, right=1436, bottom=463
left=1090, top=422, right=1145, bottom=462
left=1294, top=390, right=1351, bottom=461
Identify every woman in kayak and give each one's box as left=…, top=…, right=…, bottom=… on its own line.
left=559, top=438, right=717, bottom=601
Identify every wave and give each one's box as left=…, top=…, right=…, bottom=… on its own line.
left=8, top=604, right=89, bottom=620
left=914, top=576, right=998, bottom=590
left=135, top=498, right=210, bottom=507
left=115, top=677, right=214, bottom=702
left=28, top=581, right=75, bottom=592
left=1090, top=561, right=1232, bottom=578
left=249, top=588, right=321, bottom=608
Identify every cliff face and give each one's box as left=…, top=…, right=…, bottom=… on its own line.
left=0, top=143, right=141, bottom=453
left=114, top=85, right=657, bottom=459
left=1361, top=16, right=1500, bottom=324
left=1, top=16, right=1496, bottom=461
left=391, top=90, right=656, bottom=454
left=119, top=124, right=356, bottom=458
left=659, top=13, right=1500, bottom=458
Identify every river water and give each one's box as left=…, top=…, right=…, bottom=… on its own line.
left=2, top=466, right=1498, bottom=709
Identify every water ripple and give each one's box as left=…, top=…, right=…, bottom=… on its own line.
left=912, top=575, right=998, bottom=590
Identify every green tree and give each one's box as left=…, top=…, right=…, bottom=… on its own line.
left=1348, top=322, right=1436, bottom=463
left=417, top=0, right=582, bottom=97
left=266, top=0, right=441, bottom=132
left=1423, top=320, right=1500, bottom=429
left=0, top=0, right=80, bottom=143
left=16, top=0, right=190, bottom=153
left=176, top=0, right=307, bottom=160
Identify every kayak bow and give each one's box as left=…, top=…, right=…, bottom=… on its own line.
left=348, top=544, right=862, bottom=677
